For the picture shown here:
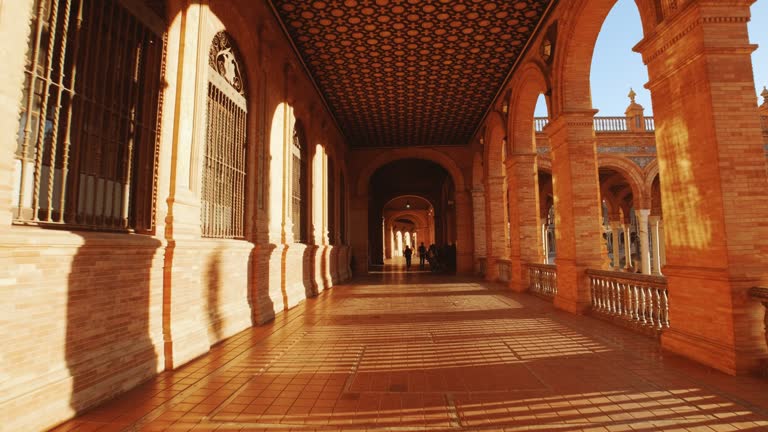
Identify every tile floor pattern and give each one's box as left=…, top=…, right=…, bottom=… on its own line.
left=51, top=271, right=768, bottom=431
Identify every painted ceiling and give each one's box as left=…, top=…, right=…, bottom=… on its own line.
left=270, top=0, right=553, bottom=148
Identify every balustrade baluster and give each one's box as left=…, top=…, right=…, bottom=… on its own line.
left=657, top=288, right=664, bottom=329
left=645, top=287, right=655, bottom=328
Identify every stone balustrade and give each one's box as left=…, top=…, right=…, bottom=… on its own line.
left=533, top=116, right=657, bottom=133
left=587, top=269, right=669, bottom=335
left=527, top=263, right=557, bottom=299
left=750, top=286, right=768, bottom=353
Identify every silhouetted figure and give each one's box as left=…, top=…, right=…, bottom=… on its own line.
left=418, top=242, right=427, bottom=269
left=404, top=245, right=413, bottom=269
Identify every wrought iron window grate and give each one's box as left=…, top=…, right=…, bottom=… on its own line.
left=201, top=31, right=247, bottom=239
left=14, top=0, right=164, bottom=232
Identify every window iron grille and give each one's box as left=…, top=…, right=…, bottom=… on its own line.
left=14, top=0, right=164, bottom=232
left=201, top=31, right=247, bottom=239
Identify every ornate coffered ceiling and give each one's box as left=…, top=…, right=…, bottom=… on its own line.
left=270, top=0, right=553, bottom=148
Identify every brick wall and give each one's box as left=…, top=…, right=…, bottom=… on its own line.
left=0, top=229, right=165, bottom=431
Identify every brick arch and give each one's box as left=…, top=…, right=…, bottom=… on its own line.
left=643, top=158, right=660, bottom=194
left=484, top=111, right=506, bottom=178
left=552, top=0, right=657, bottom=116
left=597, top=155, right=646, bottom=208
left=385, top=211, right=431, bottom=230
left=356, top=148, right=466, bottom=197
left=508, top=62, right=551, bottom=154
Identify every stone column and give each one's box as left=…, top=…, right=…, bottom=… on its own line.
left=545, top=112, right=607, bottom=313
left=623, top=224, right=632, bottom=271
left=384, top=224, right=393, bottom=259
left=484, top=175, right=507, bottom=281
left=636, top=209, right=651, bottom=275
left=506, top=153, right=542, bottom=292
left=636, top=0, right=768, bottom=374
left=542, top=224, right=549, bottom=264
left=649, top=215, right=662, bottom=275
left=610, top=221, right=623, bottom=270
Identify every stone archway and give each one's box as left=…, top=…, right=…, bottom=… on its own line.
left=350, top=151, right=473, bottom=274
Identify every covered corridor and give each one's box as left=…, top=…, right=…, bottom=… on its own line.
left=53, top=274, right=768, bottom=432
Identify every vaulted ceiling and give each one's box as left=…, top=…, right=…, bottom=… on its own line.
left=270, top=0, right=554, bottom=148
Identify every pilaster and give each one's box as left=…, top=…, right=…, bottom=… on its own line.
left=455, top=191, right=474, bottom=274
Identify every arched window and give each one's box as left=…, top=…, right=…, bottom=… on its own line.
left=201, top=31, right=247, bottom=239
left=13, top=0, right=164, bottom=232
left=292, top=121, right=307, bottom=243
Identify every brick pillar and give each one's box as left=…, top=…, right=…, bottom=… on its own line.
left=506, top=153, right=542, bottom=292
left=484, top=175, right=507, bottom=281
left=636, top=0, right=768, bottom=374
left=349, top=195, right=368, bottom=274
left=455, top=190, right=474, bottom=274
left=545, top=112, right=606, bottom=313
left=471, top=187, right=487, bottom=263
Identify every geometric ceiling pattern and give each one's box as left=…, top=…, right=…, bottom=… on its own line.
left=270, top=0, right=553, bottom=148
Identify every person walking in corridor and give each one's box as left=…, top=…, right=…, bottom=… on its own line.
left=418, top=242, right=427, bottom=269
left=404, top=245, right=413, bottom=270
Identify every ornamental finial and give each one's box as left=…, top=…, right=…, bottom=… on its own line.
left=762, top=86, right=768, bottom=106
left=628, top=88, right=637, bottom=104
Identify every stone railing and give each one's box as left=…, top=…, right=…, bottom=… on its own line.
left=587, top=269, right=669, bottom=335
left=534, top=116, right=657, bottom=133
left=593, top=116, right=628, bottom=132
left=528, top=263, right=557, bottom=299
left=750, top=286, right=768, bottom=355
left=498, top=259, right=511, bottom=283
left=644, top=117, right=655, bottom=131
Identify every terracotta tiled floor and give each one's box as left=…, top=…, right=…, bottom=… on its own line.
left=52, top=270, right=768, bottom=431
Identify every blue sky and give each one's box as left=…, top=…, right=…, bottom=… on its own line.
left=535, top=0, right=768, bottom=116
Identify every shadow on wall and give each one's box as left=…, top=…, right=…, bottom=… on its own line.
left=250, top=243, right=277, bottom=325
left=206, top=250, right=223, bottom=343
left=304, top=244, right=317, bottom=298
left=66, top=233, right=161, bottom=414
